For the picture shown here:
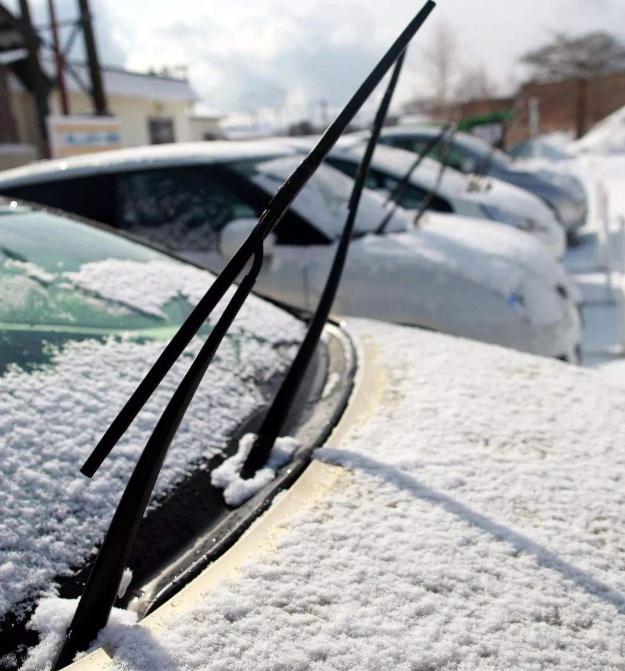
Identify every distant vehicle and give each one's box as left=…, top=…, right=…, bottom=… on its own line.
left=377, top=126, right=588, bottom=237
left=0, top=142, right=581, bottom=360
left=287, top=137, right=566, bottom=259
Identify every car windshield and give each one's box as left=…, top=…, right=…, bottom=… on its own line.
left=455, top=132, right=512, bottom=171
left=232, top=156, right=410, bottom=238
left=0, top=202, right=304, bottom=652
left=0, top=204, right=198, bottom=371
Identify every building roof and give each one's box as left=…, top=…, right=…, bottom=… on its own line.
left=9, top=58, right=197, bottom=103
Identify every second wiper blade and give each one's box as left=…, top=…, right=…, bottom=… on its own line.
left=375, top=122, right=452, bottom=235
left=241, top=52, right=408, bottom=478
left=81, top=0, right=437, bottom=478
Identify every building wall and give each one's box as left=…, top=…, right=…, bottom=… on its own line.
left=8, top=86, right=193, bottom=152
left=47, top=89, right=193, bottom=146
left=509, top=73, right=625, bottom=145
left=190, top=117, right=223, bottom=141
left=423, top=71, right=625, bottom=148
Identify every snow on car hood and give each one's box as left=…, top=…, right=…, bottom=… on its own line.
left=0, top=258, right=304, bottom=620
left=246, top=156, right=410, bottom=238
left=465, top=173, right=560, bottom=226
left=28, top=320, right=625, bottom=670
left=416, top=211, right=580, bottom=303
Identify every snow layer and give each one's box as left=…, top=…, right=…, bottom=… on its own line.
left=210, top=434, right=300, bottom=506
left=573, top=105, right=625, bottom=155
left=33, top=319, right=625, bottom=670
left=20, top=598, right=137, bottom=671
left=0, top=259, right=304, bottom=619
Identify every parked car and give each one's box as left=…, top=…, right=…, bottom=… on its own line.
left=14, top=293, right=625, bottom=671
left=290, top=137, right=567, bottom=259
left=0, top=198, right=360, bottom=669
left=377, top=125, right=588, bottom=237
left=0, top=143, right=580, bottom=360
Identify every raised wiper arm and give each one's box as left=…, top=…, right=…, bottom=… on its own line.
left=375, top=122, right=452, bottom=235
left=241, top=51, right=410, bottom=479
left=413, top=124, right=457, bottom=228
left=80, top=0, right=436, bottom=479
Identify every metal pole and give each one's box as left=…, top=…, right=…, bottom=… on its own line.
left=77, top=0, right=108, bottom=115
left=528, top=96, right=540, bottom=158
left=618, top=216, right=625, bottom=353
left=18, top=0, right=51, bottom=157
left=48, top=0, right=70, bottom=115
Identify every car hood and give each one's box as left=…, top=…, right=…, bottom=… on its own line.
left=468, top=176, right=562, bottom=227
left=405, top=211, right=580, bottom=302
left=30, top=317, right=625, bottom=671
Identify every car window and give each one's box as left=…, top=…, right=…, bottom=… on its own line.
left=237, top=156, right=410, bottom=238
left=0, top=205, right=194, bottom=372
left=327, top=156, right=453, bottom=213
left=116, top=166, right=258, bottom=251
left=382, top=135, right=471, bottom=173
left=0, top=174, right=117, bottom=224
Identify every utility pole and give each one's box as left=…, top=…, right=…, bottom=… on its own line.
left=528, top=96, right=540, bottom=158
left=18, top=0, right=50, bottom=156
left=77, top=0, right=108, bottom=115
left=47, top=0, right=70, bottom=115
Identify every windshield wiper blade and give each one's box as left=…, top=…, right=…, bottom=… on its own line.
left=375, top=122, right=452, bottom=235
left=52, top=245, right=264, bottom=670
left=413, top=124, right=457, bottom=228
left=52, top=4, right=435, bottom=667
left=80, top=0, right=436, bottom=480
left=241, top=52, right=409, bottom=479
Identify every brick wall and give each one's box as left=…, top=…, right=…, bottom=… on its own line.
left=429, top=71, right=625, bottom=148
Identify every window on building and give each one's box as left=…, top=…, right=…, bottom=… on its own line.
left=148, top=118, right=175, bottom=144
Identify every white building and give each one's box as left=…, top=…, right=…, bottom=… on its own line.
left=7, top=61, right=199, bottom=155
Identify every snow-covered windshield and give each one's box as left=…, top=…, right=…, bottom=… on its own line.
left=233, top=156, right=410, bottom=238
left=456, top=132, right=512, bottom=171
left=0, top=205, right=304, bottom=636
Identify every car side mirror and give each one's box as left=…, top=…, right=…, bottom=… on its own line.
left=219, top=218, right=276, bottom=263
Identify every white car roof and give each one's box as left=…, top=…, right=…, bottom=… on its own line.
left=0, top=140, right=297, bottom=188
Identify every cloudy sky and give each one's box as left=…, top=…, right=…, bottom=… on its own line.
left=7, top=0, right=625, bottom=124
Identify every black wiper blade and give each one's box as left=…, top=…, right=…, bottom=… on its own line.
left=52, top=246, right=264, bottom=670
left=375, top=122, right=452, bottom=235
left=242, top=52, right=410, bottom=479
left=80, top=0, right=437, bottom=479
left=413, top=124, right=457, bottom=228
left=52, top=4, right=435, bottom=667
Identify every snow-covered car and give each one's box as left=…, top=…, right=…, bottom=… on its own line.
left=304, top=137, right=567, bottom=259
left=16, top=318, right=625, bottom=671
left=378, top=125, right=588, bottom=236
left=0, top=199, right=356, bottom=669
left=0, top=143, right=580, bottom=361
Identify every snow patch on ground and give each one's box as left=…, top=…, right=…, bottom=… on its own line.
left=211, top=433, right=299, bottom=506
left=54, top=320, right=625, bottom=669
left=573, top=105, right=625, bottom=156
